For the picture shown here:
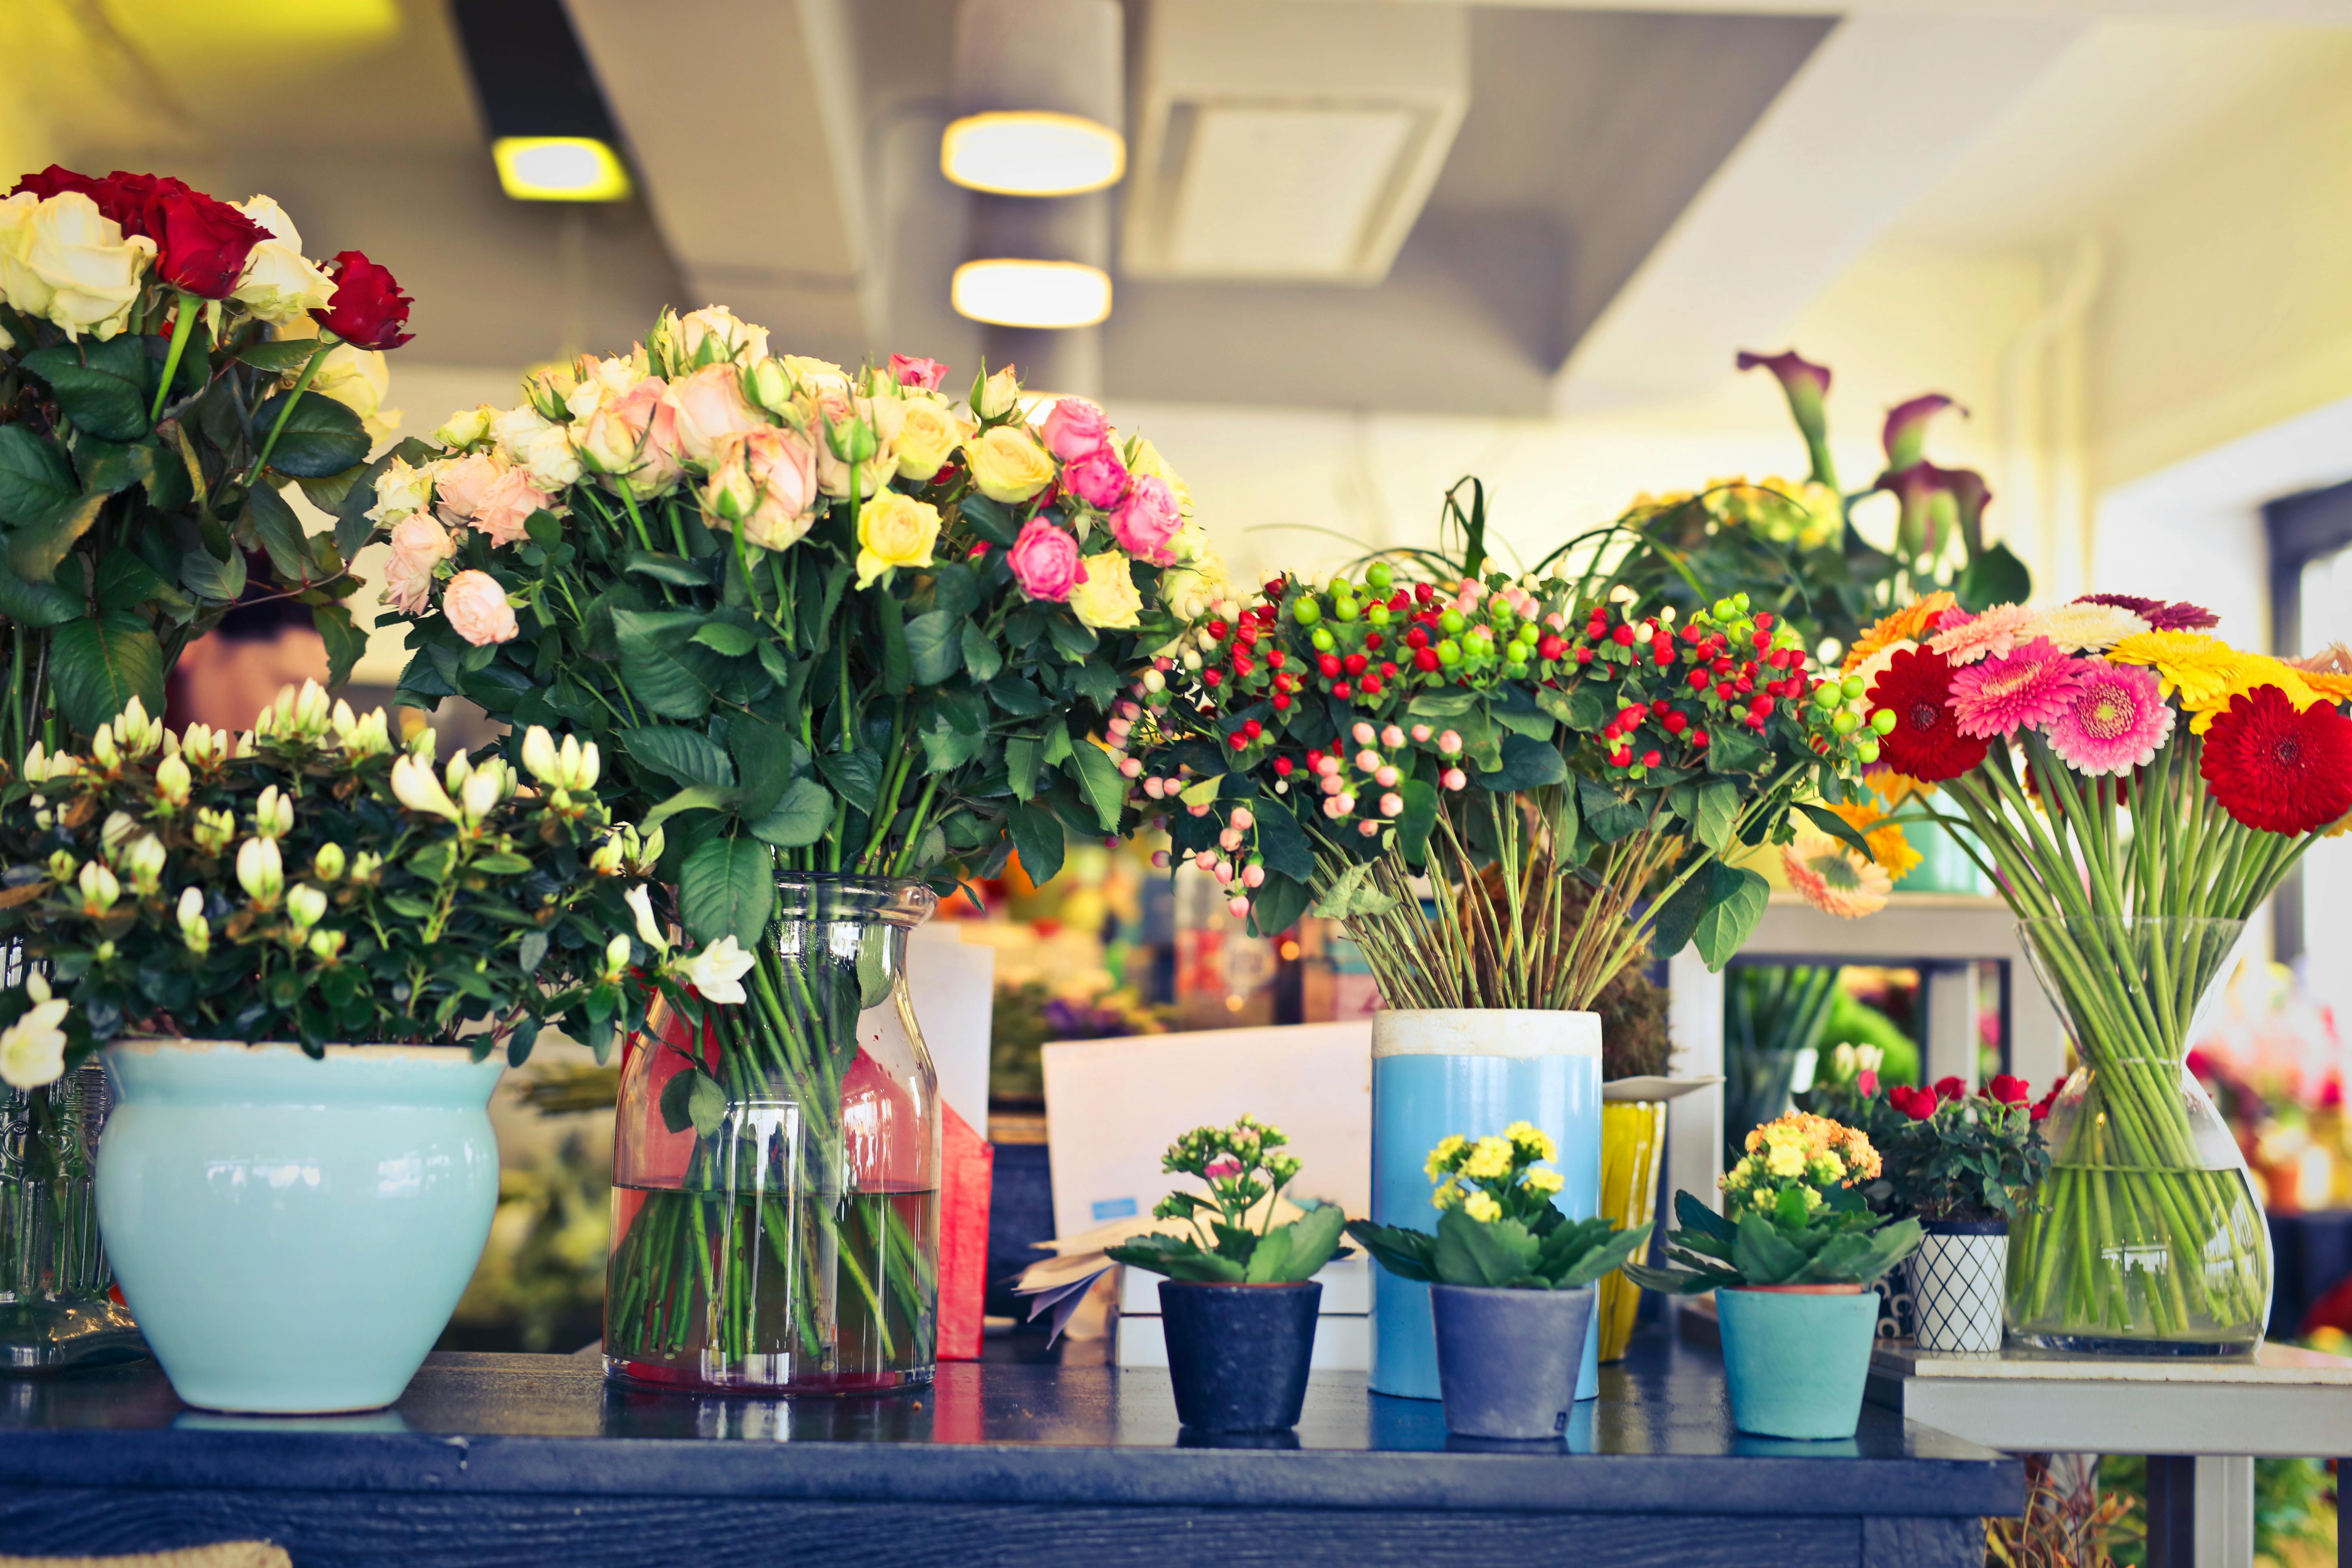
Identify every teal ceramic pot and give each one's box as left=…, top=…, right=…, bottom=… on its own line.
left=1715, top=1285, right=1881, bottom=1439
left=95, top=1040, right=502, bottom=1414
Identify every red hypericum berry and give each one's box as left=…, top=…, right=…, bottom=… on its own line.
left=1684, top=626, right=1704, bottom=644
left=1274, top=756, right=1295, bottom=776
left=1749, top=696, right=1774, bottom=716
left=1364, top=632, right=1383, bottom=651
left=1735, top=676, right=1754, bottom=695
left=1663, top=710, right=1688, bottom=734
left=1642, top=750, right=1662, bottom=767
left=1272, top=694, right=1292, bottom=712
left=1577, top=648, right=1596, bottom=665
left=1332, top=681, right=1352, bottom=698
left=1232, top=653, right=1254, bottom=677
left=1228, top=732, right=1247, bottom=750
left=1537, top=635, right=1567, bottom=660
left=1206, top=620, right=1228, bottom=641
left=1688, top=669, right=1711, bottom=690
left=1611, top=624, right=1636, bottom=647
left=1389, top=592, right=1410, bottom=611
left=1245, top=719, right=1263, bottom=738
left=1414, top=648, right=1440, bottom=672
left=1380, top=662, right=1397, bottom=678
left=1711, top=656, right=1733, bottom=674
left=1360, top=676, right=1382, bottom=695
left=1692, top=729, right=1709, bottom=748
left=1307, top=749, right=1324, bottom=764
left=1343, top=653, right=1367, bottom=676
left=1654, top=645, right=1674, bottom=667
left=1267, top=649, right=1285, bottom=668
left=1715, top=683, right=1735, bottom=701
left=1406, top=626, right=1429, bottom=649
left=1318, top=654, right=1342, bottom=678
left=1203, top=668, right=1223, bottom=688
left=1414, top=583, right=1436, bottom=604
left=1610, top=749, right=1633, bottom=768
left=1264, top=579, right=1286, bottom=600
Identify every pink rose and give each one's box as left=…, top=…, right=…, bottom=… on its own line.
left=577, top=377, right=684, bottom=498
left=382, top=512, right=456, bottom=616
left=662, top=363, right=764, bottom=464
left=468, top=465, right=555, bottom=549
left=1063, top=448, right=1129, bottom=511
left=1039, top=397, right=1110, bottom=462
left=1108, top=474, right=1182, bottom=565
left=1007, top=518, right=1086, bottom=603
left=442, top=569, right=518, bottom=646
left=703, top=425, right=821, bottom=551
left=390, top=511, right=456, bottom=564
left=887, top=353, right=948, bottom=391
left=432, top=451, right=507, bottom=527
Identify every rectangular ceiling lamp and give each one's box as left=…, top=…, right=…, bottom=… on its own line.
left=452, top=0, right=633, bottom=201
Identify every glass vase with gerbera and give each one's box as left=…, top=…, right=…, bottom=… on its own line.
left=1865, top=599, right=2352, bottom=1353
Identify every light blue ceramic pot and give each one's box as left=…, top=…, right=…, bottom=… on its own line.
left=96, top=1040, right=502, bottom=1414
left=1368, top=1009, right=1601, bottom=1403
left=1715, top=1286, right=1881, bottom=1439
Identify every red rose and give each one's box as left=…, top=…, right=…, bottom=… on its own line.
left=150, top=188, right=268, bottom=299
left=1856, top=1068, right=1878, bottom=1098
left=1891, top=1085, right=1936, bottom=1122
left=94, top=171, right=196, bottom=239
left=1987, top=1073, right=2029, bottom=1106
left=1934, top=1075, right=1967, bottom=1102
left=11, top=164, right=105, bottom=203
left=310, top=250, right=414, bottom=352
left=2185, top=1048, right=2214, bottom=1081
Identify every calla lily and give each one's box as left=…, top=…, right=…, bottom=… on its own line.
left=1737, top=348, right=1835, bottom=488
left=673, top=935, right=754, bottom=1005
left=1882, top=393, right=1960, bottom=473
left=1876, top=461, right=1993, bottom=563
left=625, top=884, right=668, bottom=952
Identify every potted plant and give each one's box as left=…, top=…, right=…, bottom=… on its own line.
left=1628, top=1112, right=1922, bottom=1439
left=1122, top=497, right=1880, bottom=1401
left=0, top=686, right=743, bottom=1412
left=1864, top=1074, right=2050, bottom=1353
left=1105, top=1116, right=1346, bottom=1434
left=378, top=327, right=1200, bottom=1395
left=1349, top=1124, right=1651, bottom=1440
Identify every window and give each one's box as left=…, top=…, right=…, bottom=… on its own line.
left=2262, top=480, right=2352, bottom=975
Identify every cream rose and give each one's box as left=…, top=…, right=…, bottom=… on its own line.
left=663, top=363, right=766, bottom=464
left=309, top=344, right=399, bottom=442
left=229, top=195, right=332, bottom=325
left=965, top=425, right=1054, bottom=504
left=854, top=491, right=942, bottom=588
left=780, top=354, right=850, bottom=395
left=1069, top=549, right=1142, bottom=630
left=433, top=451, right=508, bottom=527
left=0, top=191, right=154, bottom=342
left=809, top=391, right=905, bottom=499
left=434, top=403, right=495, bottom=449
left=975, top=365, right=1021, bottom=421
left=490, top=403, right=554, bottom=464
left=892, top=399, right=971, bottom=484
left=365, top=453, right=440, bottom=528
left=575, top=377, right=683, bottom=498
left=443, top=569, right=518, bottom=646
left=677, top=305, right=768, bottom=367
left=523, top=425, right=583, bottom=490
left=381, top=513, right=455, bottom=614
left=470, top=465, right=556, bottom=548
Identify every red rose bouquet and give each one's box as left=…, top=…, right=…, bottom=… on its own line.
left=1855, top=593, right=2352, bottom=1349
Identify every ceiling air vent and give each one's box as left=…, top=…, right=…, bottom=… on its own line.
left=1122, top=0, right=1468, bottom=285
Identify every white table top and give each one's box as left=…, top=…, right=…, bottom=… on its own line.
left=1871, top=1338, right=2352, bottom=1387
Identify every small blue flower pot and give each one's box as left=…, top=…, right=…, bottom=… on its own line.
left=1716, top=1286, right=1882, bottom=1440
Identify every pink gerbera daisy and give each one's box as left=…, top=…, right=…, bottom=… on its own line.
left=1928, top=603, right=2037, bottom=665
left=2041, top=661, right=2175, bottom=775
left=1950, top=639, right=2084, bottom=738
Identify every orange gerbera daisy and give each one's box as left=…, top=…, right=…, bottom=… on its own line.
left=1824, top=798, right=1924, bottom=882
left=1844, top=592, right=1958, bottom=674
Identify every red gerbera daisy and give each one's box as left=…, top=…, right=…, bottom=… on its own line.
left=1867, top=645, right=1990, bottom=782
left=2200, top=685, right=2352, bottom=834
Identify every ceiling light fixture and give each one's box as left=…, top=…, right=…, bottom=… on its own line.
left=493, top=137, right=633, bottom=202
left=945, top=0, right=1124, bottom=196
left=951, top=259, right=1112, bottom=330
left=941, top=111, right=1124, bottom=197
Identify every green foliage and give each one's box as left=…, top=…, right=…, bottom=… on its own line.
left=1624, top=1189, right=1921, bottom=1292
left=1104, top=1115, right=1346, bottom=1285
left=1348, top=1124, right=1650, bottom=1291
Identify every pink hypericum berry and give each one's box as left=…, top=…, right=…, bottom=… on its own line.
left=1356, top=749, right=1381, bottom=773
left=1231, top=807, right=1254, bottom=830
left=1442, top=767, right=1468, bottom=790
left=1380, top=792, right=1403, bottom=817
left=1320, top=775, right=1343, bottom=796
left=1411, top=724, right=1433, bottom=742
left=1438, top=730, right=1462, bottom=755
left=1118, top=757, right=1142, bottom=779
left=1214, top=862, right=1234, bottom=885
left=1352, top=721, right=1376, bottom=744
left=1194, top=850, right=1217, bottom=870
left=1152, top=849, right=1170, bottom=869
left=1315, top=755, right=1341, bottom=776
left=1380, top=725, right=1406, bottom=749
left=1227, top=895, right=1251, bottom=918
left=1242, top=864, right=1265, bottom=888
left=1357, top=819, right=1380, bottom=837
left=1376, top=766, right=1399, bottom=787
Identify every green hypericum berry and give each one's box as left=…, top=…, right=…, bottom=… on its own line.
left=1333, top=598, right=1359, bottom=622
left=1833, top=710, right=1862, bottom=735
left=1841, top=675, right=1866, bottom=699
left=1368, top=605, right=1390, bottom=626
left=1436, top=640, right=1461, bottom=665
left=1814, top=683, right=1841, bottom=709
left=1439, top=608, right=1465, bottom=635
left=1871, top=708, right=1899, bottom=735
left=1294, top=598, right=1322, bottom=626
left=1365, top=562, right=1394, bottom=590
left=1856, top=740, right=1881, bottom=764
left=1311, top=627, right=1336, bottom=652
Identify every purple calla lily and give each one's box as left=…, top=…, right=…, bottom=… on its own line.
left=1738, top=348, right=1836, bottom=489
left=1882, top=393, right=1961, bottom=473
left=1876, top=461, right=1991, bottom=563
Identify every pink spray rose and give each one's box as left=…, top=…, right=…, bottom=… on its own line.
left=886, top=353, right=949, bottom=392
left=1039, top=396, right=1111, bottom=462
left=1062, top=448, right=1130, bottom=511
left=1108, top=474, right=1182, bottom=565
left=442, top=569, right=518, bottom=646
left=468, top=465, right=556, bottom=549
left=703, top=425, right=821, bottom=551
left=382, top=513, right=456, bottom=615
left=577, top=376, right=684, bottom=498
left=662, top=363, right=765, bottom=464
left=1006, top=517, right=1086, bottom=604
left=432, top=450, right=508, bottom=528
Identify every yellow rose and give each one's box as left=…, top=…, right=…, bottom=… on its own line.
left=0, top=191, right=154, bottom=342
left=893, top=399, right=971, bottom=483
left=306, top=343, right=400, bottom=442
left=965, top=425, right=1054, bottom=504
left=1068, top=550, right=1142, bottom=630
left=854, top=491, right=941, bottom=588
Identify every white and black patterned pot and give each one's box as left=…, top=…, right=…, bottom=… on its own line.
left=1911, top=1221, right=2009, bottom=1353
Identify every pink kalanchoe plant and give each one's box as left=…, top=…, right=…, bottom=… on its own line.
left=1949, top=638, right=2084, bottom=739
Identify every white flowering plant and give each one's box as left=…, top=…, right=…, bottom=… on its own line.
left=1105, top=1115, right=1348, bottom=1285
left=0, top=683, right=750, bottom=1088
left=0, top=164, right=420, bottom=755
left=1347, top=1124, right=1652, bottom=1291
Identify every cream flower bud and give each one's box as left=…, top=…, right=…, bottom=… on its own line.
left=177, top=886, right=210, bottom=954
left=121, top=834, right=166, bottom=895
left=459, top=765, right=502, bottom=823
left=253, top=785, right=294, bottom=840
left=435, top=404, right=496, bottom=450
left=285, top=883, right=328, bottom=931
left=976, top=365, right=1021, bottom=421
left=101, top=810, right=139, bottom=857
left=307, top=928, right=347, bottom=963
left=45, top=850, right=76, bottom=883
left=589, top=834, right=625, bottom=876
left=313, top=844, right=347, bottom=882
left=153, top=753, right=192, bottom=808
left=391, top=754, right=462, bottom=821
left=521, top=726, right=557, bottom=784
left=193, top=809, right=236, bottom=855
left=603, top=933, right=632, bottom=981
left=89, top=728, right=120, bottom=770
left=349, top=851, right=383, bottom=884
left=236, top=838, right=284, bottom=908
left=111, top=696, right=162, bottom=758
left=76, top=860, right=120, bottom=915
left=625, top=884, right=668, bottom=952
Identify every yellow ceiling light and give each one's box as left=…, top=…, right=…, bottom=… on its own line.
left=942, top=111, right=1125, bottom=197
left=951, top=260, right=1113, bottom=330
left=493, top=137, right=632, bottom=202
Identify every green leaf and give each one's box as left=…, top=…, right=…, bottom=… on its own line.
left=237, top=339, right=324, bottom=374
left=1433, top=1209, right=1541, bottom=1288
left=691, top=622, right=756, bottom=657
left=1008, top=802, right=1065, bottom=887
left=0, top=426, right=80, bottom=528
left=903, top=609, right=962, bottom=685
left=1245, top=869, right=1311, bottom=938
left=1393, top=780, right=1439, bottom=864
left=640, top=783, right=738, bottom=834
left=1550, top=1221, right=1654, bottom=1289
left=1312, top=858, right=1397, bottom=921
left=314, top=602, right=363, bottom=690
left=680, top=837, right=776, bottom=951
left=1795, top=800, right=1878, bottom=863
left=243, top=483, right=313, bottom=581
left=614, top=608, right=723, bottom=719
left=129, top=439, right=191, bottom=513
left=622, top=549, right=713, bottom=588
left=817, top=750, right=881, bottom=815
left=729, top=719, right=797, bottom=819
left=1575, top=775, right=1646, bottom=845
left=956, top=492, right=1017, bottom=545
left=1065, top=740, right=1125, bottom=832
left=295, top=463, right=365, bottom=515
left=1731, top=1212, right=1809, bottom=1285
left=1259, top=1203, right=1348, bottom=1282
left=622, top=726, right=737, bottom=789
left=959, top=619, right=1002, bottom=682
left=1956, top=541, right=2031, bottom=613
left=251, top=390, right=368, bottom=478
left=48, top=610, right=163, bottom=737
left=180, top=544, right=248, bottom=603
left=1692, top=865, right=1771, bottom=970
left=1344, top=1220, right=1438, bottom=1283
left=1242, top=1225, right=1293, bottom=1283
left=1706, top=725, right=1768, bottom=775
left=0, top=560, right=83, bottom=627
left=9, top=491, right=106, bottom=583
left=24, top=339, right=150, bottom=442
left=1046, top=615, right=1097, bottom=662
left=1693, top=777, right=1742, bottom=854
left=1251, top=799, right=1315, bottom=881
left=987, top=672, right=1049, bottom=718
left=1479, top=731, right=1567, bottom=791
left=747, top=777, right=833, bottom=848
left=92, top=551, right=167, bottom=612
left=919, top=714, right=985, bottom=774
left=1003, top=734, right=1041, bottom=802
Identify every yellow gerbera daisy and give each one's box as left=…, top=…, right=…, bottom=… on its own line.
left=2107, top=631, right=2247, bottom=708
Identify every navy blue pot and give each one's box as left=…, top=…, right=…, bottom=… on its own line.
left=1158, top=1280, right=1321, bottom=1434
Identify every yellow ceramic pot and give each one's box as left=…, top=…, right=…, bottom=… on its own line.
left=1597, top=1100, right=1667, bottom=1362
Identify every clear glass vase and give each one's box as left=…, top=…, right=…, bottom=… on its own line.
left=603, top=876, right=941, bottom=1395
left=0, top=1063, right=146, bottom=1372
left=2006, top=917, right=2270, bottom=1355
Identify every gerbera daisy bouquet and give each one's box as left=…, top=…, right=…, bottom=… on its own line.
left=1118, top=483, right=1880, bottom=1014
left=1854, top=591, right=2352, bottom=1350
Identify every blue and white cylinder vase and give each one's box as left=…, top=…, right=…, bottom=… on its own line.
left=1368, top=1009, right=1602, bottom=1401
